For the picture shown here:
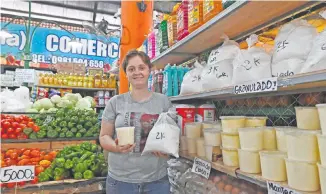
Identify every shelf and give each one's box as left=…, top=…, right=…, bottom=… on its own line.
left=36, top=85, right=116, bottom=91
left=2, top=137, right=98, bottom=143
left=179, top=152, right=321, bottom=194
left=0, top=64, right=56, bottom=72
left=151, top=1, right=321, bottom=68
left=169, top=70, right=326, bottom=102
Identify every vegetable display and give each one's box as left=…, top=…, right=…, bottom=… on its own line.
left=38, top=142, right=107, bottom=182
left=31, top=108, right=100, bottom=139
left=1, top=114, right=40, bottom=139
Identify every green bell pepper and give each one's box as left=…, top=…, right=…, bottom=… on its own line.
left=83, top=170, right=94, bottom=179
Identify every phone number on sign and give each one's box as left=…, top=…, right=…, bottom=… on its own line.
left=51, top=56, right=104, bottom=68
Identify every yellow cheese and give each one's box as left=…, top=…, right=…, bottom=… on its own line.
left=317, top=134, right=326, bottom=166
left=221, top=132, right=240, bottom=149
left=245, top=117, right=267, bottom=127
left=285, top=158, right=320, bottom=192
left=185, top=122, right=202, bottom=138
left=187, top=138, right=197, bottom=154
left=196, top=138, right=206, bottom=157
left=263, top=127, right=277, bottom=150
left=220, top=116, right=246, bottom=133
left=221, top=147, right=239, bottom=167
left=275, top=127, right=298, bottom=152
left=316, top=104, right=326, bottom=134
left=238, top=127, right=264, bottom=151
left=295, top=107, right=321, bottom=130
left=286, top=130, right=321, bottom=162
left=318, top=163, right=326, bottom=194
left=260, top=151, right=287, bottom=181
left=238, top=149, right=261, bottom=173
left=204, top=128, right=222, bottom=146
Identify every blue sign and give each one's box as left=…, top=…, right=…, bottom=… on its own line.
left=0, top=23, right=120, bottom=69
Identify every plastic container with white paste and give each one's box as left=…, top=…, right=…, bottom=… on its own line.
left=286, top=129, right=321, bottom=162
left=318, top=163, right=326, bottom=194
left=221, top=132, right=240, bottom=149
left=238, top=149, right=261, bottom=173
left=196, top=138, right=206, bottom=157
left=187, top=138, right=197, bottom=154
left=220, top=116, right=246, bottom=133
left=185, top=122, right=202, bottom=138
left=295, top=107, right=321, bottom=130
left=316, top=104, right=326, bottom=134
left=285, top=158, right=320, bottom=192
left=263, top=127, right=277, bottom=150
left=221, top=147, right=239, bottom=167
left=259, top=151, right=287, bottom=181
left=238, top=127, right=263, bottom=151
left=204, top=128, right=222, bottom=146
left=275, top=127, right=298, bottom=152
left=317, top=134, right=326, bottom=166
left=205, top=145, right=221, bottom=162
left=180, top=136, right=188, bottom=151
left=116, top=127, right=135, bottom=145
left=245, top=117, right=268, bottom=127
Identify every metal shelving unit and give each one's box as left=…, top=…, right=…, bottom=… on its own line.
left=36, top=85, right=116, bottom=92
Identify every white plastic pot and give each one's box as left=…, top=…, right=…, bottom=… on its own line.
left=205, top=145, right=221, bottom=162
left=221, top=132, right=240, bottom=149
left=196, top=138, right=206, bottom=157
left=285, top=158, right=320, bottom=192
left=180, top=136, right=188, bottom=151
left=204, top=128, right=222, bottom=146
left=185, top=122, right=202, bottom=138
left=263, top=127, right=277, bottom=150
left=316, top=104, right=326, bottom=134
left=238, top=149, right=261, bottom=173
left=238, top=127, right=263, bottom=151
left=275, top=127, right=298, bottom=152
left=318, top=163, right=326, bottom=194
left=187, top=138, right=197, bottom=154
left=245, top=117, right=267, bottom=127
left=286, top=130, right=321, bottom=162
left=260, top=151, right=287, bottom=181
left=317, top=134, right=326, bottom=166
left=220, top=116, right=246, bottom=133
left=221, top=147, right=239, bottom=167
left=295, top=107, right=321, bottom=130
left=116, top=127, right=135, bottom=145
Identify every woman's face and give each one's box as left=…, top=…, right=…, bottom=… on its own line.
left=126, top=56, right=150, bottom=88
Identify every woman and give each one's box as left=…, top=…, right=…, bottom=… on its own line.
left=100, top=50, right=171, bottom=194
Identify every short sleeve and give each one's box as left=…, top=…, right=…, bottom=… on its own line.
left=102, top=96, right=117, bottom=122
left=163, top=96, right=172, bottom=112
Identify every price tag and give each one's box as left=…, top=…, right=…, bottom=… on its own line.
left=0, top=166, right=35, bottom=183
left=43, top=115, right=54, bottom=125
left=15, top=69, right=35, bottom=83
left=267, top=181, right=300, bottom=194
left=191, top=157, right=211, bottom=179
left=234, top=77, right=278, bottom=95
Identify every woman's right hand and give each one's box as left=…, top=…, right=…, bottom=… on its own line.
left=114, top=139, right=135, bottom=153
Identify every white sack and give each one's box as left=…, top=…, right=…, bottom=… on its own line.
left=180, top=61, right=204, bottom=95
left=272, top=58, right=305, bottom=77
left=142, top=110, right=180, bottom=158
left=272, top=19, right=317, bottom=64
left=301, top=11, right=326, bottom=73
left=232, top=34, right=272, bottom=84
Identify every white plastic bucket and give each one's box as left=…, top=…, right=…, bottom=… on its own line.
left=275, top=127, right=298, bottom=152
left=316, top=104, right=326, bottom=134
left=317, top=134, right=326, bottom=166
left=238, top=127, right=263, bottom=151
left=220, top=116, right=246, bottom=133
left=260, top=151, right=287, bottom=181
left=238, top=149, right=261, bottom=173
left=204, top=128, right=222, bottom=146
left=295, top=107, right=321, bottom=130
left=245, top=117, right=267, bottom=127
left=221, top=132, right=240, bottom=149
left=221, top=147, right=239, bottom=167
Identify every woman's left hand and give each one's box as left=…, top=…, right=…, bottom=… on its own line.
left=152, top=151, right=169, bottom=158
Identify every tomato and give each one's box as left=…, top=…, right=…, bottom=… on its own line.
left=17, top=159, right=30, bottom=166
left=43, top=154, right=53, bottom=161
left=9, top=134, right=17, bottom=139
left=1, top=134, right=8, bottom=139
left=18, top=181, right=25, bottom=187
left=19, top=123, right=27, bottom=129
left=35, top=165, right=44, bottom=176
left=21, top=121, right=28, bottom=125
left=30, top=176, right=38, bottom=184
left=48, top=151, right=57, bottom=158
left=11, top=122, right=19, bottom=129
left=10, top=152, right=18, bottom=160
left=18, top=155, right=30, bottom=160
left=5, top=149, right=15, bottom=157
left=32, top=125, right=40, bottom=132
left=23, top=150, right=31, bottom=156
left=4, top=158, right=13, bottom=166
left=2, top=121, right=11, bottom=129
left=6, top=182, right=16, bottom=188
left=27, top=122, right=34, bottom=128
left=30, top=150, right=40, bottom=157
left=14, top=116, right=22, bottom=123
left=17, top=133, right=28, bottom=140
left=7, top=127, right=14, bottom=134
left=15, top=127, right=23, bottom=135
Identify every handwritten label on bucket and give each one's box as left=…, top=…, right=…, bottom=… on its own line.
left=191, top=157, right=211, bottom=179
left=234, top=77, right=278, bottom=95
left=0, top=166, right=35, bottom=183
left=267, top=181, right=300, bottom=194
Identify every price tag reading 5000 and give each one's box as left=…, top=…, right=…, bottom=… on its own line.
left=0, top=166, right=35, bottom=183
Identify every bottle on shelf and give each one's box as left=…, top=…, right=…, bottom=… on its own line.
left=53, top=74, right=58, bottom=85
left=109, top=74, right=116, bottom=88
left=57, top=73, right=63, bottom=86
left=159, top=15, right=169, bottom=53
left=83, top=75, right=88, bottom=88
left=163, top=63, right=173, bottom=97
left=188, top=0, right=204, bottom=33
left=62, top=73, right=68, bottom=86
left=177, top=0, right=189, bottom=41
left=101, top=74, right=108, bottom=88
left=38, top=73, right=44, bottom=85
left=88, top=75, right=94, bottom=88
left=72, top=73, right=78, bottom=87
left=148, top=71, right=153, bottom=91
left=172, top=64, right=179, bottom=96
left=94, top=74, right=102, bottom=88
left=77, top=74, right=83, bottom=87
left=203, top=0, right=223, bottom=23
left=67, top=73, right=73, bottom=86
left=43, top=73, right=49, bottom=85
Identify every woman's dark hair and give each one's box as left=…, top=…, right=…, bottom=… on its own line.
left=122, top=49, right=152, bottom=73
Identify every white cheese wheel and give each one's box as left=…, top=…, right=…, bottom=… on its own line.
left=204, top=128, right=222, bottom=146
left=221, top=132, right=240, bottom=149
left=275, top=127, right=298, bottom=152
left=196, top=138, right=206, bottom=157
left=245, top=117, right=267, bottom=127
left=295, top=107, right=321, bottom=130
left=116, top=127, right=135, bottom=145
left=285, top=158, right=320, bottom=192
left=316, top=104, right=326, bottom=134
left=205, top=145, right=221, bottom=162
left=220, top=116, right=246, bottom=133
left=286, top=130, right=321, bottom=162
left=260, top=151, right=287, bottom=181
left=238, top=149, right=261, bottom=173
left=317, top=134, right=326, bottom=166
left=263, top=127, right=277, bottom=150
left=187, top=138, right=197, bottom=154
left=221, top=147, right=239, bottom=167
left=238, top=127, right=264, bottom=151
left=185, top=122, right=202, bottom=138
left=318, top=163, right=326, bottom=194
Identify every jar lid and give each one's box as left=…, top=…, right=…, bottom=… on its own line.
left=204, top=128, right=222, bottom=133
left=274, top=126, right=298, bottom=131
left=221, top=132, right=239, bottom=136
left=286, top=129, right=321, bottom=136
left=220, top=116, right=246, bottom=120
left=220, top=146, right=238, bottom=151
left=246, top=116, right=268, bottom=120
left=259, top=151, right=287, bottom=158
left=294, top=106, right=317, bottom=110
left=316, top=103, right=326, bottom=108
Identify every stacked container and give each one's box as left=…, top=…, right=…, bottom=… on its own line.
left=316, top=104, right=326, bottom=194
left=185, top=122, right=202, bottom=154
left=203, top=122, right=222, bottom=162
